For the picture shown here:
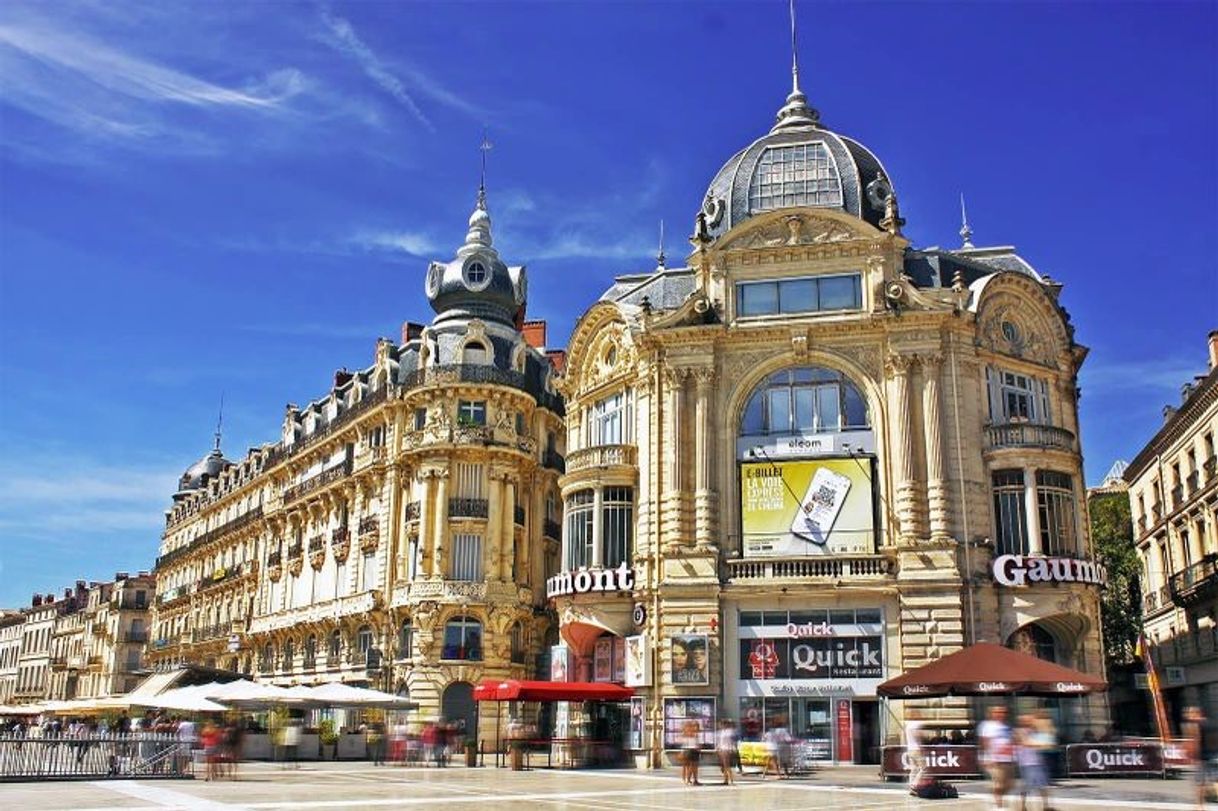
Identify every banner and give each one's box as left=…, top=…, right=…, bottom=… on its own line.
left=880, top=745, right=981, bottom=778
left=1065, top=743, right=1164, bottom=776
left=740, top=458, right=875, bottom=557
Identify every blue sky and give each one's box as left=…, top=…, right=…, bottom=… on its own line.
left=0, top=1, right=1214, bottom=607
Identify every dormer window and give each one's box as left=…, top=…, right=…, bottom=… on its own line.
left=462, top=341, right=490, bottom=365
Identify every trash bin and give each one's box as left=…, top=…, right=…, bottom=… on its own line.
left=510, top=742, right=524, bottom=771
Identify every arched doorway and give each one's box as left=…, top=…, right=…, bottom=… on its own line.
left=441, top=681, right=478, bottom=744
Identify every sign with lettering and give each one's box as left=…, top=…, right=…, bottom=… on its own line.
left=546, top=562, right=636, bottom=599
left=739, top=458, right=876, bottom=557
left=738, top=636, right=883, bottom=681
left=991, top=554, right=1107, bottom=588
left=1065, top=743, right=1164, bottom=776
left=834, top=699, right=853, bottom=762
left=880, top=745, right=981, bottom=778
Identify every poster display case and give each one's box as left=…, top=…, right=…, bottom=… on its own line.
left=662, top=697, right=715, bottom=749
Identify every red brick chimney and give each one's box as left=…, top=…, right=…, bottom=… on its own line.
left=333, top=368, right=353, bottom=388
left=522, top=320, right=547, bottom=351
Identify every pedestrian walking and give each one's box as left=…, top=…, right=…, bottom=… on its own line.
left=905, top=710, right=926, bottom=794
left=1015, top=714, right=1051, bottom=811
left=978, top=706, right=1015, bottom=811
left=715, top=719, right=737, bottom=786
left=680, top=718, right=702, bottom=785
left=1183, top=706, right=1217, bottom=810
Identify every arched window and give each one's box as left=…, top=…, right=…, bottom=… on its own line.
left=327, top=630, right=342, bottom=661
left=739, top=367, right=868, bottom=437
left=397, top=619, right=413, bottom=661
left=510, top=623, right=525, bottom=665
left=442, top=616, right=482, bottom=661
left=462, top=341, right=490, bottom=365
left=355, top=625, right=374, bottom=664
left=259, top=643, right=274, bottom=672
left=303, top=635, right=317, bottom=669
left=282, top=639, right=295, bottom=671
left=1008, top=624, right=1056, bottom=663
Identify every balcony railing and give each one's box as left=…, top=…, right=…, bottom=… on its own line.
left=725, top=554, right=894, bottom=582
left=332, top=527, right=351, bottom=546
left=120, top=631, right=148, bottom=644
left=1169, top=554, right=1218, bottom=608
left=448, top=497, right=489, bottom=519
left=983, top=423, right=1076, bottom=453
left=267, top=551, right=282, bottom=568
left=1136, top=515, right=1148, bottom=535
left=543, top=450, right=566, bottom=474
left=401, top=364, right=564, bottom=416
left=565, top=444, right=638, bottom=474
left=1187, top=471, right=1200, bottom=497
left=1143, top=584, right=1171, bottom=615
left=287, top=543, right=304, bottom=559
left=282, top=459, right=353, bottom=505
left=1151, top=503, right=1163, bottom=523
left=156, top=506, right=264, bottom=569
left=544, top=519, right=561, bottom=541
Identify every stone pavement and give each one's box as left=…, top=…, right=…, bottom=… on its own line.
left=2, top=760, right=1203, bottom=810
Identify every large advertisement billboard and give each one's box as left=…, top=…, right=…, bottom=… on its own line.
left=739, top=457, right=876, bottom=557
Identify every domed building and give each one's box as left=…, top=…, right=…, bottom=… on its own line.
left=151, top=180, right=565, bottom=746
left=552, top=60, right=1106, bottom=767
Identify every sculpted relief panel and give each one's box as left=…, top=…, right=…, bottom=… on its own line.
left=719, top=213, right=865, bottom=251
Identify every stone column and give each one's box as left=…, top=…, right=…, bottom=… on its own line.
left=921, top=354, right=951, bottom=541
left=416, top=472, right=432, bottom=579
left=664, top=367, right=688, bottom=547
left=1188, top=518, right=1205, bottom=568
left=1024, top=466, right=1042, bottom=555
left=502, top=476, right=516, bottom=581
left=487, top=470, right=503, bottom=581
left=693, top=368, right=717, bottom=549
left=433, top=469, right=449, bottom=579
left=887, top=354, right=921, bottom=542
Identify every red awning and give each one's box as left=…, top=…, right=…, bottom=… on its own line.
left=473, top=679, right=634, bottom=702
left=877, top=643, right=1107, bottom=698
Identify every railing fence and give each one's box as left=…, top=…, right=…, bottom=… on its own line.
left=0, top=732, right=193, bottom=780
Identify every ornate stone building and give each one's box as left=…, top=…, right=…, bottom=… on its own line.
left=1127, top=332, right=1218, bottom=724
left=150, top=184, right=563, bottom=740
left=551, top=67, right=1107, bottom=764
left=0, top=610, right=25, bottom=705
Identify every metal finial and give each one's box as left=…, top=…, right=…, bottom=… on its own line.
left=656, top=220, right=666, bottom=270
left=789, top=0, right=800, bottom=94
left=771, top=0, right=819, bottom=132
left=478, top=129, right=493, bottom=210
left=959, top=193, right=974, bottom=249
left=213, top=393, right=225, bottom=454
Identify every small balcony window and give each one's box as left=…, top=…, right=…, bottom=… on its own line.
left=457, top=400, right=486, bottom=427
left=442, top=617, right=482, bottom=661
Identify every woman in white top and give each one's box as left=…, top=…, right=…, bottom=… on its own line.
left=715, top=720, right=738, bottom=786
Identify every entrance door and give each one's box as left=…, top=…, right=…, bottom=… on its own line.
left=441, top=681, right=478, bottom=744
left=851, top=700, right=880, bottom=764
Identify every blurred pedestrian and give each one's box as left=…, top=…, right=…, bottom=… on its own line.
left=978, top=706, right=1014, bottom=811
left=681, top=717, right=702, bottom=785
left=1015, top=714, right=1050, bottom=811
left=715, top=719, right=737, bottom=786
left=905, top=710, right=926, bottom=793
left=1183, top=706, right=1216, bottom=810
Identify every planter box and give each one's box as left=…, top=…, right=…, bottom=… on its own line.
left=337, top=732, right=367, bottom=760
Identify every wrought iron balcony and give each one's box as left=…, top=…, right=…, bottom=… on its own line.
left=282, top=459, right=353, bottom=505
left=1206, top=456, right=1217, bottom=481
left=267, top=551, right=283, bottom=568
left=1170, top=554, right=1218, bottom=608
left=448, top=497, right=489, bottom=519
left=543, top=450, right=566, bottom=473
left=120, top=630, right=148, bottom=644
left=565, top=444, right=638, bottom=474
left=1142, top=584, right=1171, bottom=615
left=983, top=423, right=1076, bottom=453
left=287, top=543, right=304, bottom=559
left=156, top=505, right=264, bottom=569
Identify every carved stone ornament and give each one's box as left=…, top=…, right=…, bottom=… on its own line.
left=267, top=564, right=282, bottom=582
left=980, top=303, right=1050, bottom=365
left=829, top=344, right=883, bottom=382
left=359, top=532, right=378, bottom=553
left=332, top=541, right=350, bottom=564
left=287, top=557, right=303, bottom=577
left=309, top=549, right=326, bottom=571
left=720, top=213, right=860, bottom=251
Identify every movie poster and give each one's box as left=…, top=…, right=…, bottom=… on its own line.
left=625, top=634, right=652, bottom=687
left=671, top=633, right=709, bottom=686
left=550, top=644, right=570, bottom=683
left=593, top=637, right=613, bottom=682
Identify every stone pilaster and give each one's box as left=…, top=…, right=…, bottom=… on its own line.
left=662, top=366, right=690, bottom=549
left=432, top=468, right=449, bottom=578
left=693, top=367, right=717, bottom=550
left=920, top=353, right=951, bottom=541
left=887, top=354, right=923, bottom=542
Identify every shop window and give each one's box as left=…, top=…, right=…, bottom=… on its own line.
left=451, top=534, right=483, bottom=581
left=442, top=616, right=482, bottom=661
left=565, top=490, right=595, bottom=569
left=602, top=487, right=634, bottom=568
left=457, top=400, right=487, bottom=427
left=1036, top=471, right=1078, bottom=556
left=739, top=367, right=868, bottom=436
left=985, top=367, right=1051, bottom=425
left=992, top=469, right=1030, bottom=556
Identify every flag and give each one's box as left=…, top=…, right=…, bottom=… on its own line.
left=1137, top=633, right=1171, bottom=741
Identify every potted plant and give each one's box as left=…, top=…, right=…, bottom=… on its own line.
left=463, top=737, right=478, bottom=767
left=319, top=719, right=339, bottom=761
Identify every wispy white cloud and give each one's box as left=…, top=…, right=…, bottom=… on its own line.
left=235, top=322, right=391, bottom=341
left=1082, top=357, right=1207, bottom=394
left=348, top=229, right=440, bottom=257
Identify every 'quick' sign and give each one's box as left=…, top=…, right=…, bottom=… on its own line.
left=546, top=563, right=635, bottom=599
left=991, top=554, right=1107, bottom=587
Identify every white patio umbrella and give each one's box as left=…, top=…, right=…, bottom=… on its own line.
left=304, top=682, right=418, bottom=710
left=204, top=679, right=311, bottom=707
left=146, top=683, right=230, bottom=713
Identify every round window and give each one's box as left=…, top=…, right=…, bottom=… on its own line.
left=1001, top=320, right=1021, bottom=344
left=464, top=261, right=488, bottom=288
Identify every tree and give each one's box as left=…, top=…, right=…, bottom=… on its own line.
left=1089, top=491, right=1141, bottom=668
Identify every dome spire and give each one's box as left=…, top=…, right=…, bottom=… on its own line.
left=772, top=0, right=820, bottom=132
left=212, top=393, right=224, bottom=455
left=459, top=131, right=496, bottom=257
left=959, top=193, right=975, bottom=248
left=655, top=219, right=666, bottom=270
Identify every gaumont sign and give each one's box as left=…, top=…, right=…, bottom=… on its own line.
left=546, top=563, right=636, bottom=599
left=1065, top=743, right=1164, bottom=776
left=880, top=746, right=981, bottom=778
left=992, top=554, right=1108, bottom=588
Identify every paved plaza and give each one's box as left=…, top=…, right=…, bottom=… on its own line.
left=3, top=761, right=1203, bottom=811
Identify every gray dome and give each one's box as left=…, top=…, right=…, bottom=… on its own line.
left=176, top=448, right=230, bottom=495
left=425, top=190, right=525, bottom=328
left=701, top=86, right=894, bottom=237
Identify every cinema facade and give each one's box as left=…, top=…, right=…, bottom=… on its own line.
left=549, top=72, right=1108, bottom=766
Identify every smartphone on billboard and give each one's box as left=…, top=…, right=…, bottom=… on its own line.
left=790, top=467, right=851, bottom=545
